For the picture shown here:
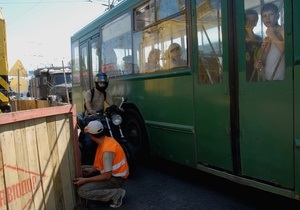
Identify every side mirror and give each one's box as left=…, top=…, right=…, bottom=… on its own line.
left=119, top=97, right=127, bottom=109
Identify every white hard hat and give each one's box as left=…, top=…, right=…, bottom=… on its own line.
left=84, top=121, right=104, bottom=134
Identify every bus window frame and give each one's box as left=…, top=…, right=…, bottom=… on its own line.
left=133, top=1, right=189, bottom=75
left=71, top=40, right=80, bottom=86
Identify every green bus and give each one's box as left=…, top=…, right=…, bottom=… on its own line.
left=71, top=0, right=300, bottom=200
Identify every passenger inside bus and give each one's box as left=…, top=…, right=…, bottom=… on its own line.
left=164, top=43, right=187, bottom=69
left=140, top=48, right=162, bottom=73
left=122, top=55, right=139, bottom=75
left=254, top=2, right=285, bottom=81
left=244, top=9, right=263, bottom=82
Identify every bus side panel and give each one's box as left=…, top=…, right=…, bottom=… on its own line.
left=72, top=86, right=83, bottom=115
left=148, top=127, right=197, bottom=167
left=293, top=0, right=300, bottom=198
left=110, top=74, right=197, bottom=168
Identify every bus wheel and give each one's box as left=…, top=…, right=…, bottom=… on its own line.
left=124, top=109, right=149, bottom=161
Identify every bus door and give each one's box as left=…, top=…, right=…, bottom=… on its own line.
left=77, top=35, right=100, bottom=113
left=79, top=35, right=99, bottom=92
left=194, top=0, right=233, bottom=172
left=238, top=0, right=294, bottom=188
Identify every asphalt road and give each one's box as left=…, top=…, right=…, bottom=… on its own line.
left=85, top=157, right=300, bottom=210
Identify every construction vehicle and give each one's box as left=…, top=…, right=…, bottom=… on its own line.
left=0, top=8, right=10, bottom=113
left=28, top=67, right=72, bottom=104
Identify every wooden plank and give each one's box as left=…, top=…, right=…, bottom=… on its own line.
left=35, top=117, right=57, bottom=210
left=0, top=104, right=76, bottom=125
left=10, top=100, right=16, bottom=112
left=66, top=114, right=81, bottom=207
left=24, top=119, right=45, bottom=210
left=18, top=100, right=36, bottom=111
left=0, top=123, right=22, bottom=210
left=47, top=116, right=64, bottom=210
left=55, top=115, right=75, bottom=210
left=64, top=115, right=76, bottom=190
left=13, top=122, right=35, bottom=210
left=36, top=100, right=50, bottom=108
left=0, top=125, right=8, bottom=210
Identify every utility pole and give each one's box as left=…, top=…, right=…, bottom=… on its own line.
left=102, top=0, right=124, bottom=11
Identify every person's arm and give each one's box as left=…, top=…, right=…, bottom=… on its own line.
left=105, top=93, right=114, bottom=107
left=254, top=36, right=271, bottom=69
left=266, top=25, right=284, bottom=53
left=73, top=171, right=112, bottom=186
left=73, top=152, right=115, bottom=186
left=85, top=90, right=96, bottom=114
left=85, top=101, right=95, bottom=115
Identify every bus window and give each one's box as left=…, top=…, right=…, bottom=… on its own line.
left=71, top=41, right=80, bottom=85
left=91, top=39, right=99, bottom=82
left=244, top=0, right=285, bottom=82
left=156, top=0, right=186, bottom=20
left=135, top=0, right=155, bottom=31
left=160, top=16, right=187, bottom=70
left=80, top=44, right=90, bottom=91
left=101, top=12, right=139, bottom=77
left=196, top=0, right=222, bottom=84
left=134, top=24, right=163, bottom=74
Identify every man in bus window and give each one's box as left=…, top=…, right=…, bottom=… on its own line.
left=74, top=120, right=129, bottom=208
left=244, top=9, right=263, bottom=82
left=122, top=55, right=139, bottom=75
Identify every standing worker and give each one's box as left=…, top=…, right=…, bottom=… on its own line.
left=74, top=120, right=129, bottom=208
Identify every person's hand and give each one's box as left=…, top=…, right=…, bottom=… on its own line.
left=254, top=60, right=262, bottom=69
left=261, top=37, right=270, bottom=49
left=266, top=27, right=277, bottom=40
left=73, top=177, right=87, bottom=186
left=89, top=110, right=96, bottom=115
left=82, top=167, right=94, bottom=176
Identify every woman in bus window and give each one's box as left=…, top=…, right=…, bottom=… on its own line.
left=141, top=49, right=162, bottom=73
left=164, top=43, right=187, bottom=69
left=254, top=2, right=285, bottom=81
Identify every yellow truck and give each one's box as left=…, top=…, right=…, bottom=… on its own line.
left=0, top=7, right=10, bottom=113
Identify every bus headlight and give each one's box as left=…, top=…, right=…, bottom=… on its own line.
left=112, top=114, right=122, bottom=126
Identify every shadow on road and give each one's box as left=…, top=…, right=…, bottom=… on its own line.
left=86, top=157, right=300, bottom=209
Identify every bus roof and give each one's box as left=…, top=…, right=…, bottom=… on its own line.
left=71, top=0, right=143, bottom=42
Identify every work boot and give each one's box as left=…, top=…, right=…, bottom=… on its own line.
left=110, top=188, right=126, bottom=208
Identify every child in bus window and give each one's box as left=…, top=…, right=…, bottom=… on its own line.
left=164, top=43, right=187, bottom=69
left=254, top=2, right=285, bottom=81
left=141, top=49, right=162, bottom=73
left=244, top=9, right=263, bottom=82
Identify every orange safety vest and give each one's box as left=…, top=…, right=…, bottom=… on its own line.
left=93, top=136, right=129, bottom=178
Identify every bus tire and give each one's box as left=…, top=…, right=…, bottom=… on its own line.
left=123, top=108, right=149, bottom=162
